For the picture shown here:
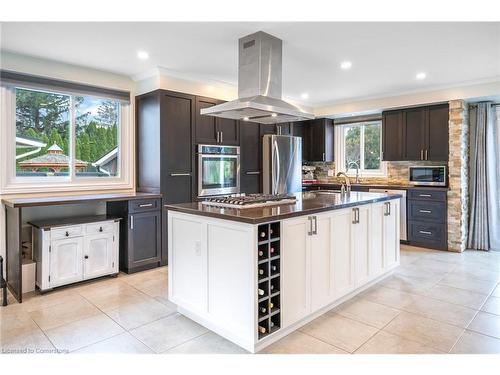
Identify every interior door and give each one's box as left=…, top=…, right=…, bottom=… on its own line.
left=310, top=214, right=333, bottom=311
left=49, top=237, right=84, bottom=287
left=84, top=233, right=114, bottom=280
left=282, top=216, right=310, bottom=328
left=331, top=208, right=354, bottom=298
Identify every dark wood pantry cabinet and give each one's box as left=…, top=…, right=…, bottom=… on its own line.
left=239, top=121, right=262, bottom=194
left=382, top=103, right=449, bottom=161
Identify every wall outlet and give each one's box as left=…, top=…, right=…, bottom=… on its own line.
left=195, top=241, right=201, bottom=256
left=327, top=169, right=334, bottom=177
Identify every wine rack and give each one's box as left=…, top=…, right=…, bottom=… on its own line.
left=257, top=221, right=281, bottom=340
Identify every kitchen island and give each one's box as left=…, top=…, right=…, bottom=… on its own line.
left=166, top=191, right=401, bottom=353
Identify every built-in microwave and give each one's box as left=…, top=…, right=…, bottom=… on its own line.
left=198, top=144, right=240, bottom=197
left=408, top=166, right=447, bottom=186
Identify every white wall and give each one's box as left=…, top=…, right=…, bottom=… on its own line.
left=0, top=51, right=137, bottom=279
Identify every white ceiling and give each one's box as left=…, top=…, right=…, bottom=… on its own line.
left=1, top=22, right=499, bottom=106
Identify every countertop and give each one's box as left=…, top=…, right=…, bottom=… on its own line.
left=302, top=181, right=449, bottom=191
left=1, top=191, right=162, bottom=208
left=165, top=191, right=401, bottom=224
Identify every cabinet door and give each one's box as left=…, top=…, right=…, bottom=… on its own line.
left=49, top=237, right=84, bottom=287
left=404, top=107, right=426, bottom=160
left=308, top=119, right=334, bottom=162
left=310, top=214, right=333, bottom=311
left=384, top=200, right=400, bottom=269
left=369, top=202, right=385, bottom=277
left=382, top=110, right=404, bottom=161
left=331, top=209, right=354, bottom=298
left=161, top=92, right=195, bottom=203
left=276, top=123, right=291, bottom=135
left=240, top=121, right=261, bottom=194
left=217, top=117, right=240, bottom=145
left=84, top=233, right=114, bottom=280
left=353, top=206, right=370, bottom=287
left=282, top=216, right=310, bottom=328
left=427, top=104, right=449, bottom=161
left=291, top=121, right=309, bottom=160
left=128, top=211, right=161, bottom=269
left=195, top=97, right=218, bottom=144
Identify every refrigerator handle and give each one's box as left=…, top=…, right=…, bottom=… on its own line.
left=272, top=139, right=280, bottom=194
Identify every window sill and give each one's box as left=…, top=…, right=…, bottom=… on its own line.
left=0, top=179, right=133, bottom=195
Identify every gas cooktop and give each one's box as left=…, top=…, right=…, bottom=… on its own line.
left=201, top=194, right=297, bottom=209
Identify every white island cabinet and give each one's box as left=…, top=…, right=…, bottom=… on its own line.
left=168, top=194, right=400, bottom=353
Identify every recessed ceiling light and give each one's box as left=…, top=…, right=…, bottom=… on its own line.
left=300, top=93, right=309, bottom=100
left=271, top=113, right=277, bottom=117
left=137, top=51, right=149, bottom=60
left=340, top=61, right=352, bottom=70
left=243, top=116, right=249, bottom=121
left=416, top=72, right=426, bottom=80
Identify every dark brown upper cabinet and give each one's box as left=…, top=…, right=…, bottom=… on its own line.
left=195, top=96, right=239, bottom=145
left=304, top=118, right=334, bottom=162
left=382, top=110, right=404, bottom=161
left=382, top=103, right=449, bottom=162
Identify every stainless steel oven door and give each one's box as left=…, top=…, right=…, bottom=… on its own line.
left=198, top=154, right=240, bottom=197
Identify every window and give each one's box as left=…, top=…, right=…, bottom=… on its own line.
left=335, top=121, right=386, bottom=177
left=14, top=87, right=120, bottom=179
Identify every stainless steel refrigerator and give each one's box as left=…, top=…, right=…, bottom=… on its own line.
left=262, top=134, right=302, bottom=194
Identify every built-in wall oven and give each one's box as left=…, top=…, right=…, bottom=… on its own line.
left=198, top=144, right=240, bottom=197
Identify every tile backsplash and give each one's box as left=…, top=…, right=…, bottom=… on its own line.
left=304, top=160, right=446, bottom=185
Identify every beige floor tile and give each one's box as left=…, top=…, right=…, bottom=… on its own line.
left=75, top=332, right=153, bottom=354
left=29, top=296, right=100, bottom=331
left=130, top=313, right=207, bottom=353
left=410, top=258, right=458, bottom=273
left=355, top=331, right=443, bottom=354
left=165, top=332, right=248, bottom=354
left=260, top=331, right=347, bottom=354
left=449, top=265, right=500, bottom=282
left=438, top=273, right=498, bottom=295
left=396, top=265, right=447, bottom=280
left=18, top=290, right=82, bottom=313
left=379, top=273, right=438, bottom=295
left=467, top=311, right=500, bottom=339
left=383, top=311, right=464, bottom=352
left=422, top=251, right=467, bottom=265
left=450, top=330, right=500, bottom=354
left=482, top=296, right=500, bottom=315
left=44, top=313, right=124, bottom=352
left=333, top=297, right=400, bottom=329
left=120, top=268, right=164, bottom=285
left=424, top=284, right=489, bottom=310
left=299, top=313, right=378, bottom=353
left=401, top=294, right=478, bottom=328
left=133, top=278, right=168, bottom=299
left=360, top=285, right=421, bottom=309
left=106, top=297, right=176, bottom=330
left=1, top=324, right=55, bottom=353
left=77, top=282, right=150, bottom=311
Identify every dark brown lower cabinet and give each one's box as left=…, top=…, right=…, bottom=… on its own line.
left=107, top=198, right=162, bottom=273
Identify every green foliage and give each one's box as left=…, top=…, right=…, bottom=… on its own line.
left=363, top=124, right=380, bottom=170
left=344, top=123, right=381, bottom=171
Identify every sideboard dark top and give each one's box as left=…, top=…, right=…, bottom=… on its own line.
left=1, top=191, right=162, bottom=208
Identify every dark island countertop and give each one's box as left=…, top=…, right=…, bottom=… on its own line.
left=165, top=191, right=401, bottom=224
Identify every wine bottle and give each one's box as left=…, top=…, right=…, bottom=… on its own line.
left=258, top=326, right=267, bottom=334
left=269, top=228, right=274, bottom=235
left=269, top=321, right=275, bottom=328
left=258, top=250, right=264, bottom=257
left=270, top=247, right=275, bottom=254
left=270, top=284, right=275, bottom=291
left=260, top=307, right=267, bottom=314
left=271, top=265, right=277, bottom=272
left=269, top=302, right=274, bottom=310
left=260, top=231, right=266, bottom=238
left=258, top=288, right=265, bottom=296
left=259, top=268, right=264, bottom=275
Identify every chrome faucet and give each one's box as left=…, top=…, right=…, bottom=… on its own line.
left=347, top=161, right=361, bottom=183
left=336, top=172, right=351, bottom=196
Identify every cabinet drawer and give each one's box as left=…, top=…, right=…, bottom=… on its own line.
left=408, top=200, right=446, bottom=223
left=408, top=189, right=447, bottom=202
left=51, top=225, right=83, bottom=240
left=129, top=199, right=160, bottom=213
left=408, top=220, right=447, bottom=249
left=85, top=221, right=115, bottom=235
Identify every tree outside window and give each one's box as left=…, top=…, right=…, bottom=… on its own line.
left=341, top=121, right=383, bottom=175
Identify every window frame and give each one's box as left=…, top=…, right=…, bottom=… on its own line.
left=0, top=84, right=133, bottom=194
left=334, top=120, right=387, bottom=178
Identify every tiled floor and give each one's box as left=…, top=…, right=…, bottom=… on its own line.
left=1, top=245, right=500, bottom=354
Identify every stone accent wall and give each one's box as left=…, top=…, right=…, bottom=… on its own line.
left=447, top=100, right=469, bottom=252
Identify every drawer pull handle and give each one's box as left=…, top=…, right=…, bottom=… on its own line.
left=84, top=255, right=89, bottom=259
left=65, top=231, right=69, bottom=237
left=419, top=230, right=432, bottom=235
left=419, top=210, right=432, bottom=214
left=99, top=227, right=103, bottom=232
left=419, top=194, right=432, bottom=197
left=170, top=173, right=191, bottom=177
left=245, top=171, right=261, bottom=175
left=139, top=203, right=153, bottom=208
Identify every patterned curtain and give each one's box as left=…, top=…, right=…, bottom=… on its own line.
left=468, top=102, right=500, bottom=251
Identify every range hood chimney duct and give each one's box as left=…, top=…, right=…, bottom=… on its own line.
left=200, top=31, right=314, bottom=124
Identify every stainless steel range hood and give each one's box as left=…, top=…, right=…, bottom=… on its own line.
left=200, top=31, right=314, bottom=124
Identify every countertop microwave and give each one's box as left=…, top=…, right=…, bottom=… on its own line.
left=408, top=166, right=447, bottom=186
